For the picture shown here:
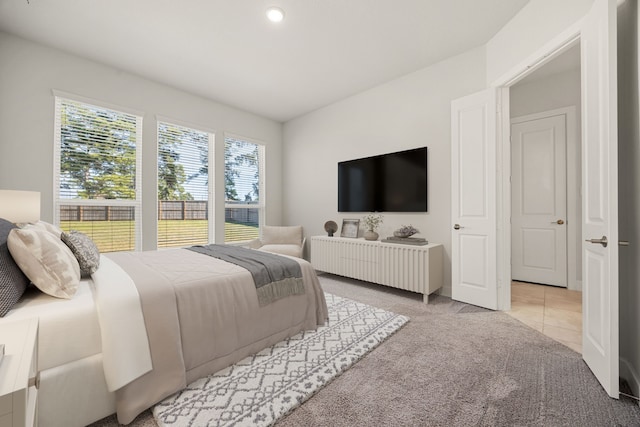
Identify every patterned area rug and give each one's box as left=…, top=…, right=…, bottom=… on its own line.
left=152, top=293, right=409, bottom=426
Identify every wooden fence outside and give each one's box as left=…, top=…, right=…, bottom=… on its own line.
left=60, top=205, right=135, bottom=221
left=158, top=201, right=208, bottom=220
left=60, top=201, right=258, bottom=225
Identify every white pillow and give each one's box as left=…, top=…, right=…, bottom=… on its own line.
left=7, top=225, right=80, bottom=299
left=29, top=220, right=64, bottom=238
left=261, top=226, right=302, bottom=245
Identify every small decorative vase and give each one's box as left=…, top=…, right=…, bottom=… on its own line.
left=364, top=230, right=379, bottom=241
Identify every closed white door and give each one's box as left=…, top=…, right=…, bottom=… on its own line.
left=581, top=0, right=619, bottom=398
left=511, top=114, right=567, bottom=287
left=451, top=89, right=498, bottom=310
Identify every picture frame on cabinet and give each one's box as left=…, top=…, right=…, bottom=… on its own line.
left=340, top=219, right=359, bottom=238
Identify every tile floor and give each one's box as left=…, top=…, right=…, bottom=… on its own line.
left=506, top=281, right=582, bottom=353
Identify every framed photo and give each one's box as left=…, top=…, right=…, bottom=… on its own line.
left=340, top=219, right=360, bottom=238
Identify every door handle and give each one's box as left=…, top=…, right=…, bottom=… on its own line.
left=619, top=241, right=630, bottom=246
left=586, top=236, right=608, bottom=248
left=551, top=219, right=565, bottom=225
left=453, top=224, right=464, bottom=230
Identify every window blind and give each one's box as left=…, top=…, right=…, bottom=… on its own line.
left=53, top=97, right=142, bottom=252
left=157, top=122, right=214, bottom=248
left=224, top=137, right=265, bottom=243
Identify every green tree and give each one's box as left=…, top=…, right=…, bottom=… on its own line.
left=191, top=138, right=260, bottom=202
left=60, top=102, right=137, bottom=199
left=235, top=143, right=259, bottom=203
left=158, top=124, right=199, bottom=201
left=224, top=142, right=240, bottom=201
left=192, top=139, right=239, bottom=201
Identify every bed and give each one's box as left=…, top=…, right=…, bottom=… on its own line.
left=1, top=246, right=328, bottom=426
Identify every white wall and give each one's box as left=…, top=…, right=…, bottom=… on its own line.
left=510, top=68, right=583, bottom=289
left=281, top=0, right=638, bottom=394
left=486, top=0, right=593, bottom=85
left=617, top=0, right=640, bottom=401
left=0, top=32, right=283, bottom=250
left=283, top=47, right=487, bottom=297
left=510, top=68, right=581, bottom=118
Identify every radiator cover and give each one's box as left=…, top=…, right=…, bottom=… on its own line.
left=310, top=236, right=443, bottom=302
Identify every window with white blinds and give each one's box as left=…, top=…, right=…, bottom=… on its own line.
left=53, top=97, right=142, bottom=252
left=224, top=136, right=265, bottom=243
left=157, top=122, right=214, bottom=248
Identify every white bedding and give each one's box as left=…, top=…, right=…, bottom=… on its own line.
left=1, top=278, right=101, bottom=370
left=38, top=354, right=116, bottom=427
left=91, top=255, right=152, bottom=391
left=1, top=255, right=152, bottom=392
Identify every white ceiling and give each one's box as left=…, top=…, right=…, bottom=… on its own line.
left=0, top=0, right=530, bottom=122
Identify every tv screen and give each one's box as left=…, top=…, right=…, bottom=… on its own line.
left=338, top=147, right=427, bottom=212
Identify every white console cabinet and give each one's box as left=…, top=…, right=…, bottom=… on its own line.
left=310, top=236, right=443, bottom=303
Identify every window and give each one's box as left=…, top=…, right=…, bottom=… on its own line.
left=54, top=96, right=142, bottom=252
left=224, top=136, right=265, bottom=243
left=157, top=122, right=214, bottom=248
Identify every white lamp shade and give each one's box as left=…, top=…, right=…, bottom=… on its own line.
left=0, top=190, right=41, bottom=223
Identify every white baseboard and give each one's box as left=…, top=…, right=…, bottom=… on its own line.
left=620, top=357, right=640, bottom=405
left=438, top=286, right=452, bottom=298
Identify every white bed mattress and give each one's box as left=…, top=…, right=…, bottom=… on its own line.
left=1, top=279, right=101, bottom=370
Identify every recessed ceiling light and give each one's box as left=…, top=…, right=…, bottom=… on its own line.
left=266, top=7, right=285, bottom=23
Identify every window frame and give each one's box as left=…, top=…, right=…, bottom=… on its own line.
left=52, top=92, right=143, bottom=251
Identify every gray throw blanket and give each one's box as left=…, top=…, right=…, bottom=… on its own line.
left=187, top=244, right=305, bottom=306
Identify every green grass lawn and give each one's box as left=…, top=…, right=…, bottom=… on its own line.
left=60, top=220, right=259, bottom=252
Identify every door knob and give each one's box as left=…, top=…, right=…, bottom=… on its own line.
left=453, top=224, right=464, bottom=230
left=552, top=219, right=565, bottom=225
left=586, top=236, right=608, bottom=248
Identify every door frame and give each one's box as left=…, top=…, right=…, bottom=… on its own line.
left=510, top=107, right=580, bottom=291
left=491, top=22, right=583, bottom=311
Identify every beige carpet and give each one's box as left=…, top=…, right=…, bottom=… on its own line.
left=91, top=274, right=640, bottom=427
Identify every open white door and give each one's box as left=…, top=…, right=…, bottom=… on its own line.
left=581, top=0, right=619, bottom=398
left=511, top=114, right=567, bottom=287
left=451, top=89, right=498, bottom=310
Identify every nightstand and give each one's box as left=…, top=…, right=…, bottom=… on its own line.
left=0, top=318, right=38, bottom=427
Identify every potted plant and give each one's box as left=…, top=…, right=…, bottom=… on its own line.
left=362, top=214, right=383, bottom=241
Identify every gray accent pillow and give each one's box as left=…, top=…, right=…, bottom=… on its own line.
left=0, top=218, right=30, bottom=316
left=61, top=231, right=100, bottom=276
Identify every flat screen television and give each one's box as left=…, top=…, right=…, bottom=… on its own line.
left=338, top=147, right=427, bottom=212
